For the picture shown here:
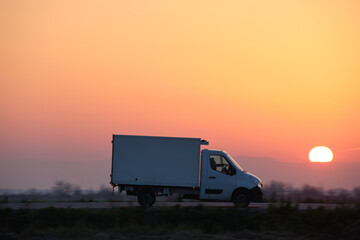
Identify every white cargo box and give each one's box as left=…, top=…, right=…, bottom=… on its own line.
left=111, top=135, right=202, bottom=187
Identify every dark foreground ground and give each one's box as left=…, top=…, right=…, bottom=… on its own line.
left=0, top=201, right=345, bottom=210
left=1, top=204, right=359, bottom=240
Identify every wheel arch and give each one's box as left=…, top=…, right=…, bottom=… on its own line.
left=136, top=186, right=157, bottom=195
left=232, top=186, right=263, bottom=202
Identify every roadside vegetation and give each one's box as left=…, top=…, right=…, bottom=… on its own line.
left=1, top=180, right=360, bottom=204
left=264, top=181, right=360, bottom=204
left=1, top=204, right=359, bottom=239
left=1, top=181, right=360, bottom=239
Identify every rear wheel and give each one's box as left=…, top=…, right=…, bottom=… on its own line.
left=137, top=189, right=156, bottom=207
left=232, top=189, right=250, bottom=207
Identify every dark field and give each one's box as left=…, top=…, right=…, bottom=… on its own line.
left=1, top=204, right=360, bottom=240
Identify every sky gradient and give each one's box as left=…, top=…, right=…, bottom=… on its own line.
left=1, top=1, right=360, bottom=188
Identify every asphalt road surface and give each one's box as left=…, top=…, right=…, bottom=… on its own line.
left=0, top=201, right=344, bottom=210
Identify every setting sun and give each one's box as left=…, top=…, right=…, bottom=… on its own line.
left=309, top=146, right=333, bottom=163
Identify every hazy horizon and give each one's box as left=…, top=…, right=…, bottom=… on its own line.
left=1, top=156, right=359, bottom=191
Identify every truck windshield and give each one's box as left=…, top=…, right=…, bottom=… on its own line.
left=227, top=154, right=243, bottom=171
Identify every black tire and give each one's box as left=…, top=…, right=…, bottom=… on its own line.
left=137, top=189, right=156, bottom=207
left=232, top=189, right=250, bottom=207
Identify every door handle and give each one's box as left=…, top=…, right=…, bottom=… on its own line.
left=209, top=176, right=216, bottom=179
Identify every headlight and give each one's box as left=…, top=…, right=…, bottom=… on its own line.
left=250, top=176, right=263, bottom=188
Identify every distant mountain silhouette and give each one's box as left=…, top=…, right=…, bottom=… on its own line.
left=1, top=157, right=359, bottom=190
left=235, top=156, right=360, bottom=190
left=0, top=159, right=111, bottom=190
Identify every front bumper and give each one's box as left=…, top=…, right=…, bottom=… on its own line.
left=250, top=186, right=263, bottom=202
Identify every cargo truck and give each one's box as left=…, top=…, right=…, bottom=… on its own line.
left=110, top=135, right=263, bottom=207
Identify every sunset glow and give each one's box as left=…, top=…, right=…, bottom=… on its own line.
left=1, top=0, right=360, bottom=189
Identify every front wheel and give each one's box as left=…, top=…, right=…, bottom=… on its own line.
left=232, top=190, right=250, bottom=207
left=137, top=189, right=156, bottom=207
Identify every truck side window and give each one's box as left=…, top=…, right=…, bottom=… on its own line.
left=209, top=155, right=234, bottom=175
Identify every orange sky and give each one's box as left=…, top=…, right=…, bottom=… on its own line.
left=1, top=0, right=360, bottom=167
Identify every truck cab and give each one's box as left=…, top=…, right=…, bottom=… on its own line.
left=200, top=149, right=263, bottom=206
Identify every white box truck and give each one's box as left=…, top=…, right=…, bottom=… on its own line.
left=110, top=135, right=263, bottom=207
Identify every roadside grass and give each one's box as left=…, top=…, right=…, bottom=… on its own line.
left=1, top=204, right=359, bottom=239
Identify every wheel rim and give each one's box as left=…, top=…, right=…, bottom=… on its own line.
left=142, top=194, right=152, bottom=205
left=236, top=194, right=247, bottom=203
left=139, top=192, right=155, bottom=206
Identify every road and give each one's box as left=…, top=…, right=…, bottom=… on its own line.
left=0, top=201, right=344, bottom=210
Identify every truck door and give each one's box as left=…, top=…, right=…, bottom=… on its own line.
left=201, top=154, right=237, bottom=200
